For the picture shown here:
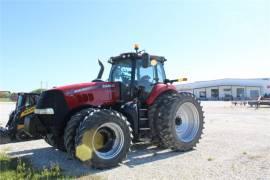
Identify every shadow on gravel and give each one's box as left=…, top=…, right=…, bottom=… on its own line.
left=125, top=143, right=191, bottom=167
left=257, top=106, right=270, bottom=108
left=8, top=147, right=99, bottom=176
left=7, top=142, right=190, bottom=177
left=248, top=106, right=270, bottom=109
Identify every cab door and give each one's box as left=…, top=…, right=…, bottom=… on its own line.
left=135, top=59, right=166, bottom=103
left=109, top=59, right=134, bottom=102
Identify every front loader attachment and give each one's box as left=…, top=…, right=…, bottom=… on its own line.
left=0, top=92, right=40, bottom=144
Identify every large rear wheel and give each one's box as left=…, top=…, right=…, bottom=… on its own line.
left=75, top=109, right=132, bottom=169
left=148, top=91, right=178, bottom=146
left=156, top=92, right=204, bottom=151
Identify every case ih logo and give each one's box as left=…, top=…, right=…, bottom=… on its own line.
left=65, top=86, right=98, bottom=95
left=65, top=84, right=116, bottom=95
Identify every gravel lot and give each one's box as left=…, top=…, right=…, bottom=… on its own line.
left=0, top=102, right=270, bottom=179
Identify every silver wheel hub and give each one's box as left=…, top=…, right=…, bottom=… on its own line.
left=175, top=102, right=200, bottom=142
left=92, top=122, right=124, bottom=160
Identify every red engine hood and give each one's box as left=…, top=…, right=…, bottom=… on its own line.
left=55, top=82, right=104, bottom=92
left=53, top=81, right=120, bottom=109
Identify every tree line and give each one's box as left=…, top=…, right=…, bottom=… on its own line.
left=0, top=89, right=45, bottom=101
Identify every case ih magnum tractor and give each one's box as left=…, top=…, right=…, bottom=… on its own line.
left=25, top=45, right=204, bottom=169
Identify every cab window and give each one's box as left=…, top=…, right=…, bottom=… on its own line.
left=136, top=60, right=154, bottom=93
left=156, top=62, right=166, bottom=83
left=109, top=59, right=132, bottom=86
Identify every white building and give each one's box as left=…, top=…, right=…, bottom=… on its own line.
left=176, top=78, right=270, bottom=100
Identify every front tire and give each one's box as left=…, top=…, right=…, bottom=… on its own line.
left=64, top=108, right=94, bottom=157
left=157, top=92, right=204, bottom=151
left=75, top=109, right=132, bottom=169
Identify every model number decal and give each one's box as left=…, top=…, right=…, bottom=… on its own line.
left=102, top=84, right=115, bottom=88
left=74, top=86, right=96, bottom=93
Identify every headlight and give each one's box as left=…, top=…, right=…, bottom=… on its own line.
left=34, top=108, right=54, bottom=115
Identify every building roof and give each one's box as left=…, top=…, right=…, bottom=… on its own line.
left=176, top=78, right=270, bottom=90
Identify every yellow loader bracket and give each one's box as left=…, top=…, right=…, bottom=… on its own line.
left=20, top=106, right=35, bottom=118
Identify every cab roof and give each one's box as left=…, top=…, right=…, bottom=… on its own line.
left=109, top=52, right=167, bottom=64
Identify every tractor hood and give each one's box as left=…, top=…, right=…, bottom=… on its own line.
left=55, top=82, right=110, bottom=94
left=37, top=81, right=120, bottom=114
left=35, top=81, right=120, bottom=136
left=54, top=81, right=120, bottom=109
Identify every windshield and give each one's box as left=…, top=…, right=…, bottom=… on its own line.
left=109, top=58, right=166, bottom=85
left=17, top=95, right=24, bottom=109
left=16, top=94, right=38, bottom=109
left=109, top=59, right=132, bottom=85
left=136, top=59, right=166, bottom=83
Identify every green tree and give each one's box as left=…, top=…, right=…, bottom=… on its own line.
left=0, top=91, right=11, bottom=98
left=31, top=89, right=46, bottom=94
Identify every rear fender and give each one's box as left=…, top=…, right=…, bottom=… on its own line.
left=146, top=84, right=177, bottom=105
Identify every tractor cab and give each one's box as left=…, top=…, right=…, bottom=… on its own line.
left=16, top=93, right=39, bottom=111
left=108, top=49, right=167, bottom=103
left=7, top=93, right=39, bottom=129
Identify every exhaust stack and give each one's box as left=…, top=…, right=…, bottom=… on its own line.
left=95, top=60, right=104, bottom=80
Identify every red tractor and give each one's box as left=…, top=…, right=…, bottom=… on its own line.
left=25, top=45, right=204, bottom=169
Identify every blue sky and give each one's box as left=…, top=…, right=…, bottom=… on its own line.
left=0, top=0, right=269, bottom=92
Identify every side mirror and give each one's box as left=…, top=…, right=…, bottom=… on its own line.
left=142, top=53, right=150, bottom=68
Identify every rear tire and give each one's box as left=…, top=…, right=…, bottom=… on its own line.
left=75, top=109, right=132, bottom=169
left=64, top=108, right=94, bottom=157
left=156, top=92, right=204, bottom=151
left=148, top=91, right=177, bottom=147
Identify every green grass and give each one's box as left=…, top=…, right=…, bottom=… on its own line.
left=0, top=152, right=72, bottom=180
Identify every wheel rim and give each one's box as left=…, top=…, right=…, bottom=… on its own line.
left=175, top=102, right=200, bottom=142
left=92, top=122, right=124, bottom=160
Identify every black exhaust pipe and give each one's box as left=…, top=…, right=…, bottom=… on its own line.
left=93, top=60, right=104, bottom=82
left=97, top=60, right=104, bottom=79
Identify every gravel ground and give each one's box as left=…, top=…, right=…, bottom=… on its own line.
left=0, top=102, right=270, bottom=179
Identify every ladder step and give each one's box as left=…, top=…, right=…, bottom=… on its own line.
left=140, top=128, right=150, bottom=130
left=140, top=118, right=148, bottom=121
left=139, top=109, right=148, bottom=118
